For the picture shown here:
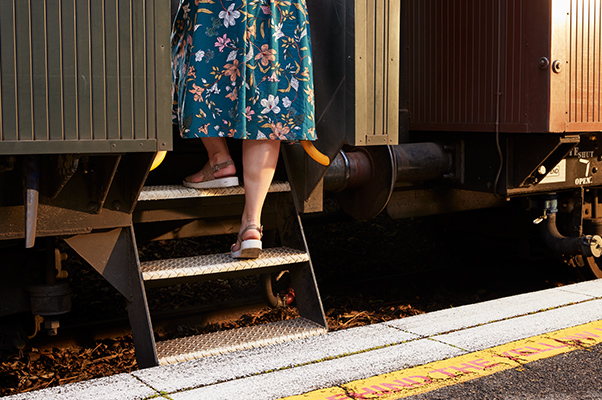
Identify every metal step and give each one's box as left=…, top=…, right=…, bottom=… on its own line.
left=140, top=247, right=309, bottom=281
left=156, top=317, right=327, bottom=365
left=138, top=181, right=291, bottom=201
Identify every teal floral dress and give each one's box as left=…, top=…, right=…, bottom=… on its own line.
left=172, top=0, right=316, bottom=141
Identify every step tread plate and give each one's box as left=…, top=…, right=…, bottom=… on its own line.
left=157, top=317, right=327, bottom=365
left=140, top=247, right=309, bottom=281
left=138, top=181, right=291, bottom=201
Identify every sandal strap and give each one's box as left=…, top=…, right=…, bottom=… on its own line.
left=237, top=224, right=263, bottom=241
left=185, top=159, right=235, bottom=184
left=212, top=159, right=235, bottom=173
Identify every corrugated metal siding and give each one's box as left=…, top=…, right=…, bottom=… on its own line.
left=568, top=0, right=602, bottom=124
left=407, top=0, right=550, bottom=133
left=0, top=0, right=170, bottom=153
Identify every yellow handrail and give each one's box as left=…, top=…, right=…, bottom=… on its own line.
left=301, top=141, right=330, bottom=166
left=150, top=151, right=167, bottom=171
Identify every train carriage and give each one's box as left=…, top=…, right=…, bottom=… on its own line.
left=1, top=0, right=602, bottom=368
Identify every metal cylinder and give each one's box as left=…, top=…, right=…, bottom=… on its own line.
left=393, top=143, right=453, bottom=182
left=346, top=150, right=373, bottom=188
left=27, top=282, right=72, bottom=316
left=323, top=150, right=373, bottom=192
left=323, top=151, right=351, bottom=193
left=324, top=143, right=453, bottom=193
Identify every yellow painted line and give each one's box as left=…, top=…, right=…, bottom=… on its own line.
left=280, top=320, right=602, bottom=400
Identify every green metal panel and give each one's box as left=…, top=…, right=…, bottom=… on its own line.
left=0, top=2, right=17, bottom=141
left=0, top=0, right=172, bottom=155
left=47, top=1, right=63, bottom=142
left=15, top=1, right=34, bottom=142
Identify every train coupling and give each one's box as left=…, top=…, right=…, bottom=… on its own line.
left=536, top=196, right=602, bottom=259
left=323, top=143, right=453, bottom=220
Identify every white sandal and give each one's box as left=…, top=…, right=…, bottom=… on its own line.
left=183, top=159, right=239, bottom=189
left=231, top=225, right=263, bottom=259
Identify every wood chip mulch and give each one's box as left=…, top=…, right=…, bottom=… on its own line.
left=0, top=337, right=137, bottom=397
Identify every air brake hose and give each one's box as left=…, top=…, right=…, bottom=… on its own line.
left=538, top=197, right=602, bottom=258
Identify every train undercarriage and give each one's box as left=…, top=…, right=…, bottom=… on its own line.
left=2, top=130, right=602, bottom=364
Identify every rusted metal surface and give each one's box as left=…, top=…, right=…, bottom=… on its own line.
left=323, top=149, right=380, bottom=192
left=325, top=143, right=452, bottom=191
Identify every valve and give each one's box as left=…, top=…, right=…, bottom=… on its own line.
left=584, top=235, right=602, bottom=258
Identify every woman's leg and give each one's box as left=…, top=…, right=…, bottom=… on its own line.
left=233, top=140, right=281, bottom=246
left=185, top=137, right=236, bottom=183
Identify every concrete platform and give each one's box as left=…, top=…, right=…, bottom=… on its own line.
left=4, top=279, right=602, bottom=400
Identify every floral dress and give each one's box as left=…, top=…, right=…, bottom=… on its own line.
left=172, top=0, right=316, bottom=141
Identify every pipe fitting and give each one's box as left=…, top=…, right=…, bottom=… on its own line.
left=540, top=212, right=602, bottom=258
left=585, top=235, right=602, bottom=257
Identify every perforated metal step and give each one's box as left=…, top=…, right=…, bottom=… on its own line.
left=138, top=181, right=291, bottom=201
left=140, top=247, right=309, bottom=281
left=156, top=317, right=327, bottom=365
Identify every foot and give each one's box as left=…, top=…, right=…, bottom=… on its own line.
left=231, top=225, right=263, bottom=259
left=183, top=159, right=238, bottom=189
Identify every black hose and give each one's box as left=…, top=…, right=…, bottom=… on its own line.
left=540, top=213, right=601, bottom=258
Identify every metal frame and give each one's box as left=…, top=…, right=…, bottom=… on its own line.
left=64, top=226, right=158, bottom=368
